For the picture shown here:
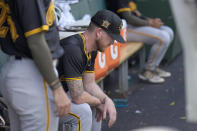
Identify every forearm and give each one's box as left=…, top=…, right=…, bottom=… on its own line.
left=27, top=32, right=61, bottom=90
left=84, top=82, right=108, bottom=103
left=67, top=80, right=101, bottom=106
left=120, top=11, right=148, bottom=26
left=83, top=73, right=108, bottom=103
left=73, top=91, right=101, bottom=106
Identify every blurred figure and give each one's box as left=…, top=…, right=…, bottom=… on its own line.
left=108, top=0, right=174, bottom=84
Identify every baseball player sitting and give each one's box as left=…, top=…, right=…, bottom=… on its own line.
left=57, top=10, right=125, bottom=131
left=108, top=0, right=174, bottom=83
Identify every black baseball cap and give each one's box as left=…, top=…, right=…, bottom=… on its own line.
left=91, top=10, right=126, bottom=43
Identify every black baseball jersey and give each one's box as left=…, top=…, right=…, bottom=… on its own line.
left=108, top=0, right=137, bottom=16
left=57, top=33, right=97, bottom=91
left=0, top=0, right=63, bottom=59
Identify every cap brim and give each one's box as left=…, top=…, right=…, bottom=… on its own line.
left=108, top=32, right=126, bottom=43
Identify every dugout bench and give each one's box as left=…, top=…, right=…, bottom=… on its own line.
left=96, top=42, right=145, bottom=97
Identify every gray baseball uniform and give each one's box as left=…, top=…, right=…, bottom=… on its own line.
left=127, top=24, right=174, bottom=70
left=108, top=0, right=174, bottom=71
left=58, top=93, right=101, bottom=131
left=0, top=0, right=63, bottom=130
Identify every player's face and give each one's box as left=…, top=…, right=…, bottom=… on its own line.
left=96, top=30, right=114, bottom=52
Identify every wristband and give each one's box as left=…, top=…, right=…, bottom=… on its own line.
left=50, top=80, right=62, bottom=90
left=49, top=79, right=59, bottom=87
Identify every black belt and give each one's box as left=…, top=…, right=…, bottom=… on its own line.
left=14, top=56, right=22, bottom=60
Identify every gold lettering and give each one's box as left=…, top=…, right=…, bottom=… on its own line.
left=46, top=2, right=55, bottom=26
left=0, top=2, right=9, bottom=38
left=0, top=1, right=19, bottom=42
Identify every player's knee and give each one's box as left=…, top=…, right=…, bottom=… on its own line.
left=77, top=103, right=93, bottom=131
left=79, top=103, right=92, bottom=122
left=160, top=33, right=171, bottom=48
left=168, top=28, right=174, bottom=40
left=165, top=27, right=174, bottom=41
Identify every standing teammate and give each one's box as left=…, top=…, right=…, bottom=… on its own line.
left=57, top=10, right=125, bottom=131
left=0, top=0, right=71, bottom=131
left=108, top=0, right=174, bottom=83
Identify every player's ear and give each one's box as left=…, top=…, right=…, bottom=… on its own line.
left=95, top=28, right=102, bottom=39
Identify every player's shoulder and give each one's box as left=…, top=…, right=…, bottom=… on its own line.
left=60, top=34, right=83, bottom=55
left=60, top=34, right=83, bottom=51
left=60, top=34, right=81, bottom=47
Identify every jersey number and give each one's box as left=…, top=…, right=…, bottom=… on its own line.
left=0, top=1, right=19, bottom=42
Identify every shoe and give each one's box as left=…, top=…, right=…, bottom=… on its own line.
left=138, top=70, right=165, bottom=83
left=154, top=67, right=171, bottom=78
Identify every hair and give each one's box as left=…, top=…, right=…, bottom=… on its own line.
left=87, top=22, right=98, bottom=32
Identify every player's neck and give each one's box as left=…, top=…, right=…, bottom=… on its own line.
left=83, top=31, right=96, bottom=53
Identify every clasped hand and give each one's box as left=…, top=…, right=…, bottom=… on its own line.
left=95, top=97, right=117, bottom=128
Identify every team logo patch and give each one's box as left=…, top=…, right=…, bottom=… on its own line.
left=101, top=20, right=111, bottom=29
left=46, top=2, right=55, bottom=26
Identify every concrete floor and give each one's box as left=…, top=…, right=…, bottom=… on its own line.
left=102, top=53, right=197, bottom=131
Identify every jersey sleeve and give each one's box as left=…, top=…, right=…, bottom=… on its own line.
left=59, top=45, right=84, bottom=82
left=84, top=51, right=97, bottom=73
left=17, top=0, right=55, bottom=37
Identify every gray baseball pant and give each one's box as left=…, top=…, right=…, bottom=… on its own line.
left=127, top=25, right=174, bottom=71
left=0, top=56, right=59, bottom=131
left=58, top=93, right=102, bottom=131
